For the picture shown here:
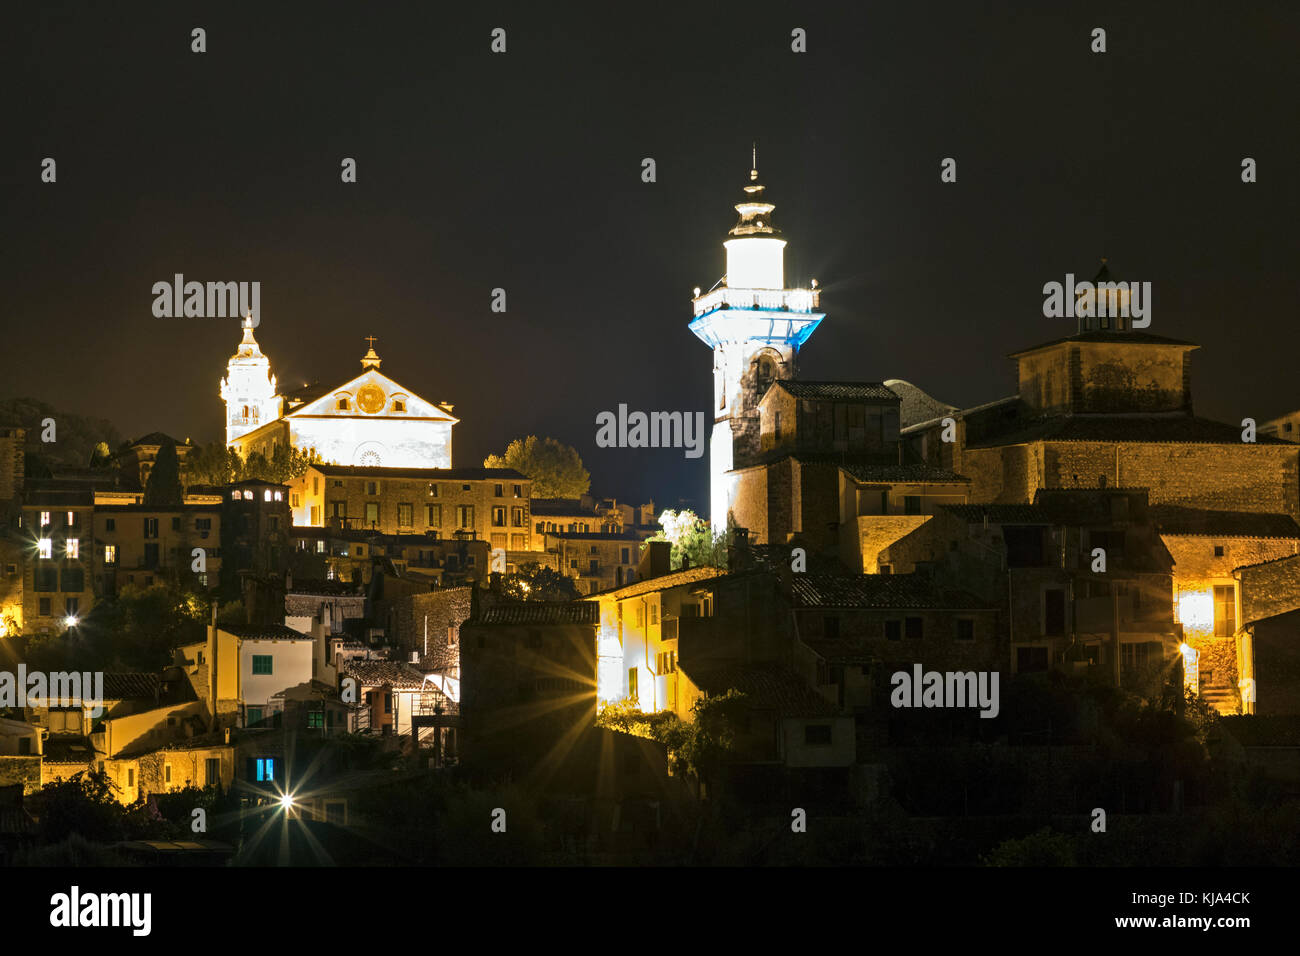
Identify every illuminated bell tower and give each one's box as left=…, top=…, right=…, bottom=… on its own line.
left=689, top=152, right=824, bottom=533
left=220, top=313, right=281, bottom=445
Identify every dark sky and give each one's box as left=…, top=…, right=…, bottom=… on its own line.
left=5, top=1, right=1298, bottom=513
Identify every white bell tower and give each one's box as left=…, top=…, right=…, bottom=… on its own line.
left=689, top=151, right=824, bottom=533
left=220, top=313, right=281, bottom=445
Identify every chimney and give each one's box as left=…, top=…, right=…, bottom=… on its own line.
left=728, top=527, right=751, bottom=572
left=636, top=540, right=671, bottom=582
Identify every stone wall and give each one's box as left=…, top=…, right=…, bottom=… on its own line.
left=1240, top=554, right=1300, bottom=624
left=391, top=587, right=473, bottom=669
left=0, top=756, right=40, bottom=793
left=965, top=441, right=1298, bottom=518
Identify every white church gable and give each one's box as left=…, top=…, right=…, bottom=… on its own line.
left=222, top=331, right=458, bottom=470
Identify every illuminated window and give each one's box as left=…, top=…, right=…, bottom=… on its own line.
left=315, top=540, right=326, bottom=553
left=40, top=511, right=51, bottom=527
left=264, top=490, right=272, bottom=502
left=231, top=490, right=240, bottom=501
left=1214, top=585, right=1236, bottom=637
left=255, top=757, right=274, bottom=780
left=66, top=538, right=79, bottom=559
left=37, top=538, right=52, bottom=559
left=274, top=490, right=283, bottom=501
left=66, top=511, right=75, bottom=527
left=243, top=490, right=253, bottom=500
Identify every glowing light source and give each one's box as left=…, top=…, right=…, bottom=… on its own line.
left=63, top=615, right=78, bottom=628
left=279, top=792, right=296, bottom=810
left=1176, top=590, right=1214, bottom=636
left=723, top=236, right=786, bottom=289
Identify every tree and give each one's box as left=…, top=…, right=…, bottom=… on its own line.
left=143, top=438, right=183, bottom=506
left=648, top=509, right=730, bottom=569
left=483, top=436, right=590, bottom=498
left=181, top=441, right=239, bottom=487
left=493, top=562, right=580, bottom=602
left=0, top=397, right=122, bottom=472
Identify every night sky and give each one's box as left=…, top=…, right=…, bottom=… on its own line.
left=5, top=1, right=1298, bottom=512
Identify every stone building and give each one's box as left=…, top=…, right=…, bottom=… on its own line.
left=458, top=600, right=599, bottom=778
left=93, top=501, right=222, bottom=595
left=115, top=432, right=196, bottom=489
left=543, top=530, right=645, bottom=594
left=289, top=463, right=531, bottom=554
left=879, top=488, right=1179, bottom=692
left=19, top=482, right=96, bottom=635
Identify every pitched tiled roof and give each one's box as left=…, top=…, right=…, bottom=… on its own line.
left=802, top=639, right=879, bottom=665
left=312, top=464, right=526, bottom=480
left=42, top=737, right=97, bottom=764
left=682, top=662, right=839, bottom=717
left=219, top=624, right=313, bottom=641
left=839, top=462, right=970, bottom=483
left=1008, top=331, right=1197, bottom=357
left=475, top=602, right=599, bottom=625
left=129, top=432, right=188, bottom=448
left=288, top=580, right=364, bottom=596
left=586, top=566, right=726, bottom=600
left=280, top=380, right=333, bottom=407
left=102, top=673, right=161, bottom=700
left=790, top=572, right=992, bottom=610
left=545, top=531, right=642, bottom=541
left=342, top=660, right=433, bottom=689
left=1152, top=507, right=1300, bottom=539
left=773, top=380, right=899, bottom=402
left=941, top=503, right=1051, bottom=524
left=966, top=415, right=1291, bottom=448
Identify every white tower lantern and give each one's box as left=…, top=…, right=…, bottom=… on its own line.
left=220, top=313, right=281, bottom=445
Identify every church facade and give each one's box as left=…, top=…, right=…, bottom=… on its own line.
left=220, top=319, right=458, bottom=469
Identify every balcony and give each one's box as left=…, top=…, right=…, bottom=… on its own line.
left=692, top=286, right=819, bottom=317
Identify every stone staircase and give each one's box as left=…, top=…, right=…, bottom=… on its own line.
left=1200, top=669, right=1238, bottom=715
